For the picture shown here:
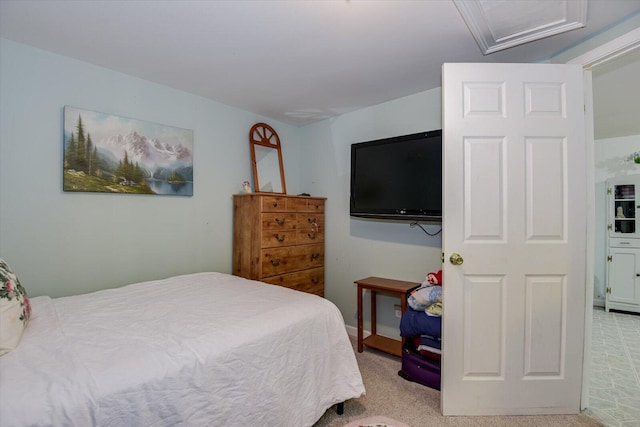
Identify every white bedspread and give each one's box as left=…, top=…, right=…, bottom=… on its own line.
left=0, top=272, right=365, bottom=426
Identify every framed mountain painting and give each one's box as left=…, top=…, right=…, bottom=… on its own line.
left=63, top=106, right=193, bottom=196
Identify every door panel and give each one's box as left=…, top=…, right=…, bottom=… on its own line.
left=525, top=137, right=567, bottom=241
left=523, top=275, right=565, bottom=377
left=464, top=137, right=506, bottom=241
left=608, top=248, right=639, bottom=304
left=442, top=63, right=586, bottom=415
left=463, top=275, right=505, bottom=378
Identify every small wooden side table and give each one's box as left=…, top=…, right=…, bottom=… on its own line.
left=355, top=276, right=419, bottom=357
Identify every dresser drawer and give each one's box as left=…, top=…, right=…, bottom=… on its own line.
left=297, top=213, right=324, bottom=227
left=261, top=213, right=296, bottom=231
left=261, top=196, right=324, bottom=213
left=296, top=214, right=324, bottom=244
left=261, top=268, right=324, bottom=296
left=306, top=199, right=324, bottom=213
left=261, top=229, right=297, bottom=248
left=288, top=197, right=325, bottom=213
left=261, top=243, right=324, bottom=277
left=261, top=196, right=289, bottom=212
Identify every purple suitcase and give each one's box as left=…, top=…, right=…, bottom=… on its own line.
left=397, top=346, right=441, bottom=391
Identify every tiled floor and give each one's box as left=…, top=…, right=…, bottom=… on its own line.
left=586, top=307, right=640, bottom=426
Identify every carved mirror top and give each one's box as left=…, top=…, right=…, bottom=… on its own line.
left=249, top=123, right=287, bottom=194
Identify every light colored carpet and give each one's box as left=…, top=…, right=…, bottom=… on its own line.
left=341, top=416, right=411, bottom=427
left=313, top=337, right=604, bottom=427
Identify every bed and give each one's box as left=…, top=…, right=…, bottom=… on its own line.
left=0, top=271, right=365, bottom=426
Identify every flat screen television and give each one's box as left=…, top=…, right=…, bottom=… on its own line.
left=350, top=129, right=442, bottom=222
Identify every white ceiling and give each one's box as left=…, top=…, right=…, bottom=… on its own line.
left=1, top=0, right=640, bottom=135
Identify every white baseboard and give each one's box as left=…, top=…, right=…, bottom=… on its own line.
left=345, top=324, right=370, bottom=338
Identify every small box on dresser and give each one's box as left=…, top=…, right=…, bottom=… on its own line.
left=233, top=193, right=326, bottom=296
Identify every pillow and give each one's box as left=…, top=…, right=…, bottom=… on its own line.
left=0, top=258, right=31, bottom=356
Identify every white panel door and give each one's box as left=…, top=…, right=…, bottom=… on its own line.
left=442, top=63, right=586, bottom=415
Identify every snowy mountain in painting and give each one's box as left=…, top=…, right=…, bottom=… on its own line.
left=98, top=130, right=192, bottom=169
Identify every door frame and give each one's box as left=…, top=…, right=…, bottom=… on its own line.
left=565, top=27, right=640, bottom=411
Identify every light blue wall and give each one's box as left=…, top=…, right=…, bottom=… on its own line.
left=0, top=39, right=303, bottom=298
left=0, top=37, right=444, bottom=338
left=6, top=20, right=631, bottom=336
left=299, top=89, right=444, bottom=336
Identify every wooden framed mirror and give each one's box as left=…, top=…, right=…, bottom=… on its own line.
left=249, top=123, right=287, bottom=194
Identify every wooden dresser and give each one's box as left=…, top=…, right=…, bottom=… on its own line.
left=233, top=193, right=326, bottom=296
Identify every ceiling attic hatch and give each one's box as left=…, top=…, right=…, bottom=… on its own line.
left=453, top=0, right=588, bottom=55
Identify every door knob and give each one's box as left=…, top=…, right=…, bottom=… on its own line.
left=450, top=253, right=464, bottom=265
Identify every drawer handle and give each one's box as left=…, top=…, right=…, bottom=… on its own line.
left=307, top=217, right=317, bottom=224
left=311, top=277, right=319, bottom=284
left=275, top=218, right=286, bottom=226
left=272, top=202, right=278, bottom=207
left=270, top=258, right=281, bottom=266
left=309, top=222, right=318, bottom=239
left=311, top=253, right=321, bottom=261
left=274, top=233, right=286, bottom=242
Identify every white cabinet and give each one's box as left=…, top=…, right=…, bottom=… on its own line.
left=606, top=176, right=640, bottom=313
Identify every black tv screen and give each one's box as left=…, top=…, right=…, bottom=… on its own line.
left=350, top=130, right=442, bottom=222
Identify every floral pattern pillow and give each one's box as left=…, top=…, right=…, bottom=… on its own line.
left=0, top=258, right=31, bottom=356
